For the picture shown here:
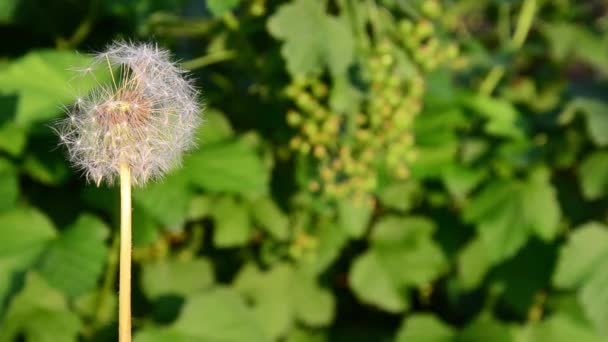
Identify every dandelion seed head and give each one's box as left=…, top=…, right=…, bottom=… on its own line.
left=56, top=41, right=202, bottom=186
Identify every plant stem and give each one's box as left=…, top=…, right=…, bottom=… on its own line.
left=119, top=161, right=132, bottom=342
left=479, top=0, right=537, bottom=96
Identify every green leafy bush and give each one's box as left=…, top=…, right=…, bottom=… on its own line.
left=1, top=0, right=608, bottom=341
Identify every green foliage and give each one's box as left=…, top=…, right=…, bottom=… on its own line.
left=1, top=0, right=608, bottom=341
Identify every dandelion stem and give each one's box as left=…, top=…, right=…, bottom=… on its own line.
left=119, top=161, right=132, bottom=342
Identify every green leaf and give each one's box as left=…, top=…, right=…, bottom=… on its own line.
left=0, top=50, right=98, bottom=127
left=186, top=140, right=268, bottom=194
left=198, top=109, right=234, bottom=145
left=267, top=0, right=354, bottom=77
left=174, top=288, right=270, bottom=342
left=542, top=23, right=608, bottom=73
left=207, top=0, right=241, bottom=17
left=579, top=259, right=608, bottom=335
left=0, top=122, right=26, bottom=156
left=291, top=269, right=335, bottom=326
left=0, top=273, right=81, bottom=342
left=300, top=221, right=349, bottom=275
left=0, top=159, right=18, bottom=212
left=442, top=165, right=486, bottom=199
left=553, top=222, right=608, bottom=289
left=522, top=174, right=561, bottom=241
left=463, top=94, right=524, bottom=139
left=212, top=196, right=252, bottom=247
left=578, top=151, right=608, bottom=200
left=338, top=197, right=373, bottom=238
left=250, top=197, right=289, bottom=240
left=348, top=217, right=445, bottom=311
left=234, top=264, right=292, bottom=338
left=134, top=170, right=191, bottom=228
left=458, top=316, right=513, bottom=342
left=0, top=0, right=18, bottom=23
left=0, top=208, right=56, bottom=316
left=465, top=174, right=561, bottom=264
left=370, top=216, right=447, bottom=286
left=523, top=314, right=603, bottom=342
left=458, top=237, right=491, bottom=290
left=395, top=314, right=455, bottom=342
left=233, top=263, right=335, bottom=339
left=0, top=208, right=56, bottom=270
left=37, top=214, right=108, bottom=297
left=378, top=181, right=421, bottom=211
left=565, top=98, right=608, bottom=147
left=142, top=258, right=214, bottom=299
left=134, top=327, right=191, bottom=342
left=349, top=251, right=409, bottom=313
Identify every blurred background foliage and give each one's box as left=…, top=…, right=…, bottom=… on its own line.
left=1, top=0, right=608, bottom=341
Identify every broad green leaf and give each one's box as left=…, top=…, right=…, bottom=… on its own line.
left=565, top=98, right=608, bottom=147
left=0, top=273, right=81, bottom=342
left=300, top=221, right=349, bottom=275
left=267, top=0, right=354, bottom=77
left=458, top=316, right=513, bottom=342
left=522, top=314, right=603, bottom=342
left=458, top=237, right=491, bottom=290
left=134, top=170, right=191, bottom=228
left=0, top=159, right=18, bottom=212
left=349, top=216, right=447, bottom=312
left=186, top=140, right=268, bottom=194
left=134, top=327, right=191, bottom=342
left=0, top=208, right=56, bottom=316
left=579, top=259, right=608, bottom=335
left=463, top=94, right=524, bottom=139
left=410, top=144, right=458, bottom=179
left=0, top=208, right=56, bottom=270
left=250, top=197, right=289, bottom=240
left=234, top=263, right=335, bottom=339
left=207, top=0, right=241, bottom=17
left=197, top=109, right=234, bottom=145
left=291, top=269, right=335, bottom=326
left=371, top=216, right=447, bottom=286
left=338, top=197, right=373, bottom=238
left=286, top=327, right=328, bottom=342
left=132, top=202, right=160, bottom=247
left=465, top=175, right=561, bottom=264
left=142, top=258, right=214, bottom=299
left=349, top=251, right=409, bottom=313
left=542, top=23, right=608, bottom=73
left=492, top=241, right=555, bottom=316
left=522, top=174, right=561, bottom=241
left=553, top=222, right=608, bottom=289
left=442, top=165, right=486, bottom=199
left=234, top=264, right=293, bottom=338
left=395, top=314, right=454, bottom=342
left=378, top=181, right=421, bottom=211
left=0, top=50, right=98, bottom=127
left=212, top=196, right=251, bottom=247
left=0, top=122, right=26, bottom=156
left=37, top=214, right=108, bottom=297
left=578, top=151, right=608, bottom=200
left=0, top=0, right=18, bottom=23
left=174, top=288, right=270, bottom=342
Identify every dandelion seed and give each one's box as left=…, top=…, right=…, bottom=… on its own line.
left=56, top=41, right=203, bottom=186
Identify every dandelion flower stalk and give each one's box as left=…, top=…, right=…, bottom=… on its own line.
left=118, top=161, right=131, bottom=341
left=57, top=42, right=202, bottom=342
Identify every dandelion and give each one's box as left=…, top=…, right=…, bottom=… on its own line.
left=57, top=41, right=202, bottom=186
left=56, top=41, right=202, bottom=342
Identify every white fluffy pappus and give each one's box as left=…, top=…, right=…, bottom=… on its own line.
left=56, top=41, right=202, bottom=186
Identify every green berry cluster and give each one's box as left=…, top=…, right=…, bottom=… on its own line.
left=285, top=6, right=459, bottom=202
